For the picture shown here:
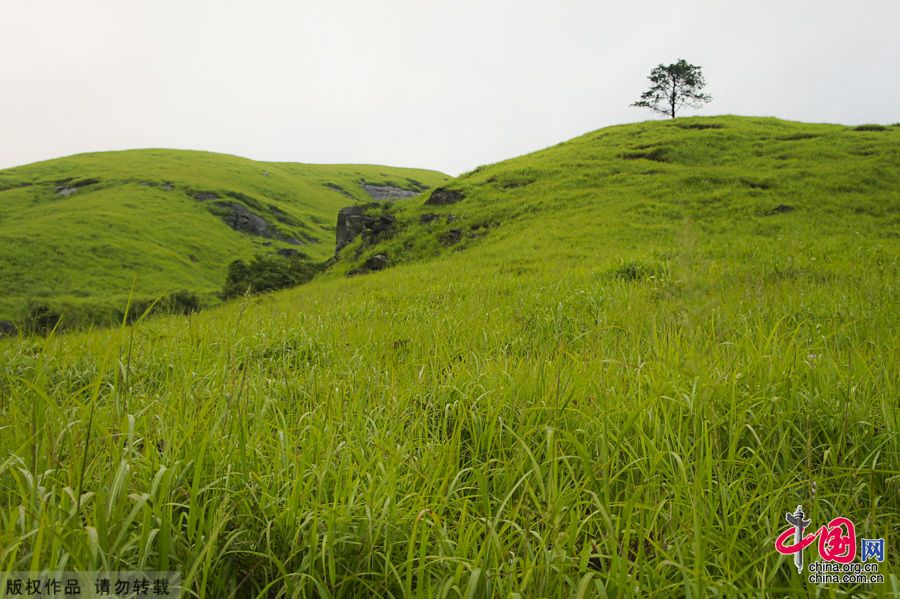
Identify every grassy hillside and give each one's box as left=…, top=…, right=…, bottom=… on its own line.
left=0, top=149, right=449, bottom=325
left=335, top=117, right=899, bottom=276
left=0, top=117, right=897, bottom=597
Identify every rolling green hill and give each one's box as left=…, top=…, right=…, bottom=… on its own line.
left=0, top=149, right=449, bottom=325
left=334, top=117, right=899, bottom=277
left=0, top=117, right=897, bottom=596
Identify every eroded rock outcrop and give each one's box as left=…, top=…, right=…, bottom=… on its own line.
left=203, top=198, right=305, bottom=245
left=420, top=213, right=456, bottom=224
left=54, top=178, right=99, bottom=197
left=440, top=229, right=463, bottom=246
left=193, top=192, right=219, bottom=201
left=336, top=204, right=373, bottom=253
left=425, top=187, right=464, bottom=206
left=362, top=184, right=418, bottom=200
left=766, top=204, right=796, bottom=215
left=335, top=203, right=395, bottom=254
left=349, top=254, right=388, bottom=275
left=219, top=202, right=271, bottom=236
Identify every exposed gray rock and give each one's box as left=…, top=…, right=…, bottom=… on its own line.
left=202, top=196, right=305, bottom=244
left=440, top=229, right=463, bottom=246
left=219, top=202, right=271, bottom=236
left=336, top=205, right=370, bottom=253
left=362, top=213, right=395, bottom=240
left=420, top=213, right=440, bottom=224
left=55, top=178, right=99, bottom=197
left=365, top=254, right=388, bottom=271
left=362, top=184, right=418, bottom=200
left=335, top=203, right=391, bottom=253
left=278, top=248, right=299, bottom=257
left=194, top=192, right=219, bottom=201
left=425, top=188, right=464, bottom=206
left=767, top=204, right=796, bottom=215
left=0, top=320, right=17, bottom=338
left=350, top=254, right=389, bottom=275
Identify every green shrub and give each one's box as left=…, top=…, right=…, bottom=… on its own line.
left=223, top=256, right=320, bottom=298
left=110, top=290, right=203, bottom=326
left=22, top=301, right=64, bottom=335
left=609, top=260, right=667, bottom=282
left=160, top=289, right=202, bottom=315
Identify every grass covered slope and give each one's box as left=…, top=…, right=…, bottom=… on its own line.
left=0, top=149, right=448, bottom=324
left=336, top=117, right=899, bottom=275
left=0, top=117, right=898, bottom=596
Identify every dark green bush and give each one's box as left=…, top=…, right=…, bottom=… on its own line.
left=160, top=290, right=201, bottom=314
left=609, top=260, right=667, bottom=282
left=223, top=256, right=320, bottom=299
left=23, top=301, right=64, bottom=335
left=116, top=290, right=203, bottom=325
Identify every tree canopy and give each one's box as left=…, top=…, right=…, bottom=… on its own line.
left=631, top=59, right=711, bottom=118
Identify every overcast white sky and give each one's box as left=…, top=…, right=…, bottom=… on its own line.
left=2, top=0, right=898, bottom=175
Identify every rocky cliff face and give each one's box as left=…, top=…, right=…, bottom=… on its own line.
left=334, top=186, right=467, bottom=262
left=336, top=204, right=373, bottom=253
left=361, top=184, right=418, bottom=200
left=194, top=193, right=308, bottom=246
left=424, top=187, right=464, bottom=206
left=334, top=203, right=398, bottom=254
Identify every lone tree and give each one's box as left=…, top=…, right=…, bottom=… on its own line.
left=631, top=59, right=711, bottom=118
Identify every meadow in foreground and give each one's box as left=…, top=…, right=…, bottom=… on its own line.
left=0, top=117, right=897, bottom=597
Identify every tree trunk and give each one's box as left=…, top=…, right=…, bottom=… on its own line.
left=670, top=80, right=677, bottom=118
